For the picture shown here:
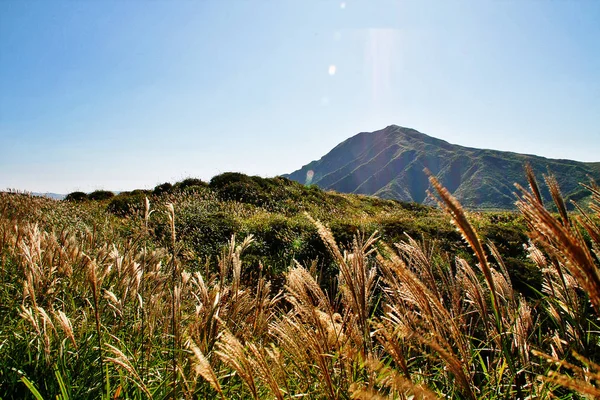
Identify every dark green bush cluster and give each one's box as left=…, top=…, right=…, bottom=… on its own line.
left=209, top=173, right=288, bottom=207
left=241, top=215, right=327, bottom=278
left=65, top=190, right=115, bottom=202
left=88, top=190, right=115, bottom=201
left=175, top=178, right=208, bottom=193
left=107, top=193, right=147, bottom=218
left=153, top=182, right=174, bottom=195
left=64, top=191, right=88, bottom=202
left=178, top=210, right=240, bottom=260
left=153, top=178, right=209, bottom=196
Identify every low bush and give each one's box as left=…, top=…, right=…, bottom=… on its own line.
left=64, top=191, right=87, bottom=202
left=87, top=190, right=115, bottom=201
left=107, top=193, right=146, bottom=218
left=153, top=182, right=174, bottom=195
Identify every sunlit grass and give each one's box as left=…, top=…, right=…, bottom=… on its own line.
left=1, top=172, right=598, bottom=398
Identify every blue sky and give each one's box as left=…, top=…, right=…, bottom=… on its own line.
left=1, top=0, right=599, bottom=193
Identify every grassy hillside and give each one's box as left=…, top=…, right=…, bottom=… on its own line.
left=1, top=172, right=599, bottom=398
left=286, top=125, right=600, bottom=209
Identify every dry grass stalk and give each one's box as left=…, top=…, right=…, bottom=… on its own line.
left=545, top=174, right=570, bottom=227
left=215, top=328, right=259, bottom=399
left=84, top=253, right=106, bottom=391
left=424, top=169, right=501, bottom=318
left=376, top=247, right=471, bottom=364
left=270, top=312, right=338, bottom=398
left=516, top=181, right=600, bottom=316
left=524, top=163, right=543, bottom=205
left=350, top=387, right=389, bottom=400
left=187, top=338, right=225, bottom=399
left=512, top=298, right=533, bottom=365
left=104, top=343, right=152, bottom=398
left=247, top=342, right=285, bottom=400
left=351, top=356, right=440, bottom=400
left=532, top=350, right=600, bottom=398
left=416, top=333, right=476, bottom=400
left=426, top=170, right=537, bottom=397
left=395, top=236, right=442, bottom=301
left=373, top=323, right=410, bottom=379
left=456, top=257, right=490, bottom=331
left=286, top=263, right=334, bottom=316
left=298, top=215, right=380, bottom=359
left=55, top=310, right=77, bottom=348
left=19, top=305, right=40, bottom=335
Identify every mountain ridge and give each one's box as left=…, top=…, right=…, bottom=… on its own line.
left=285, top=125, right=600, bottom=209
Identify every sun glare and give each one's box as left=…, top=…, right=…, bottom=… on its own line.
left=305, top=169, right=314, bottom=184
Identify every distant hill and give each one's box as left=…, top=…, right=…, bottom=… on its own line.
left=285, top=125, right=600, bottom=209
left=32, top=192, right=65, bottom=200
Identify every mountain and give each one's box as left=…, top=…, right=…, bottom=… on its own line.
left=285, top=125, right=600, bottom=209
left=31, top=192, right=65, bottom=200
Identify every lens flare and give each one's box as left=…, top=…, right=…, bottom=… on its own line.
left=365, top=28, right=399, bottom=107
left=306, top=170, right=315, bottom=185
left=328, top=65, right=337, bottom=75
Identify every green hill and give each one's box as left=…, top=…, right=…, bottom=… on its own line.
left=286, top=125, right=600, bottom=209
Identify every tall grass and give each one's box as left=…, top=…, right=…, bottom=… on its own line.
left=0, top=169, right=599, bottom=399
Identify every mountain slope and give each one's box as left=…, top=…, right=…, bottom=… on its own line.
left=285, top=125, right=600, bottom=209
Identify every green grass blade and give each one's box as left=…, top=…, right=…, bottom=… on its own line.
left=20, top=376, right=44, bottom=400
left=54, top=365, right=70, bottom=400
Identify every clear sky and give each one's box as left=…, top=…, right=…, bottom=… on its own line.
left=1, top=0, right=599, bottom=193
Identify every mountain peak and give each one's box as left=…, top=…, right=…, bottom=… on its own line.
left=285, top=126, right=600, bottom=209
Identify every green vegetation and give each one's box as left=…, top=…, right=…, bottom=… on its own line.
left=1, top=171, right=599, bottom=399
left=286, top=125, right=600, bottom=209
left=88, top=190, right=116, bottom=201
left=64, top=191, right=88, bottom=202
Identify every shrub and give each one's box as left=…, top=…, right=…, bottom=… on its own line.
left=174, top=178, right=208, bottom=191
left=107, top=193, right=146, bottom=217
left=178, top=210, right=240, bottom=259
left=130, top=189, right=151, bottom=196
left=210, top=173, right=270, bottom=206
left=153, top=182, right=174, bottom=195
left=64, top=191, right=88, bottom=202
left=182, top=185, right=209, bottom=195
left=87, top=190, right=114, bottom=201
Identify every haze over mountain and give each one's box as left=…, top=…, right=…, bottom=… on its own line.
left=285, top=125, right=600, bottom=209
left=31, top=192, right=66, bottom=200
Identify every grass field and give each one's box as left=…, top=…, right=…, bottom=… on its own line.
left=1, top=170, right=599, bottom=399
